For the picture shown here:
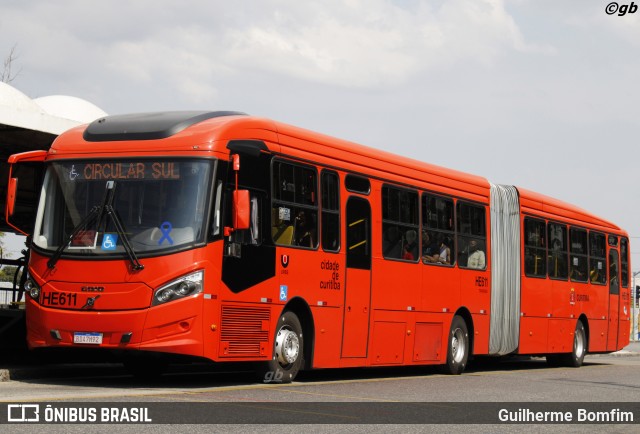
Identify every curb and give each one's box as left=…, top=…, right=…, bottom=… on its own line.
left=603, top=350, right=640, bottom=357
left=0, top=366, right=43, bottom=382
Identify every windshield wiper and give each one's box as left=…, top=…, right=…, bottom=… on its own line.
left=102, top=181, right=143, bottom=271
left=47, top=185, right=109, bottom=269
left=47, top=181, right=144, bottom=271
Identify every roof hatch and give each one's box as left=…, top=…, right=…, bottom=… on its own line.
left=83, top=111, right=246, bottom=142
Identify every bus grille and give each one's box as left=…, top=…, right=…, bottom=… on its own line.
left=220, top=305, right=270, bottom=357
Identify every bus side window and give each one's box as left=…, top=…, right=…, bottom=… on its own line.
left=381, top=185, right=418, bottom=262
left=547, top=223, right=568, bottom=280
left=589, top=231, right=607, bottom=285
left=570, top=227, right=588, bottom=282
left=456, top=202, right=486, bottom=270
left=620, top=237, right=629, bottom=287
left=422, top=194, right=455, bottom=266
left=212, top=181, right=223, bottom=237
left=321, top=170, right=340, bottom=252
left=524, top=218, right=546, bottom=278
left=272, top=160, right=318, bottom=249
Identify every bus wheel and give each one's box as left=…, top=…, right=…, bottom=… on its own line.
left=259, top=311, right=304, bottom=384
left=547, top=321, right=587, bottom=368
left=565, top=321, right=587, bottom=367
left=440, top=315, right=469, bottom=375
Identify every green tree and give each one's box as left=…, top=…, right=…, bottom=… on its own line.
left=0, top=266, right=21, bottom=283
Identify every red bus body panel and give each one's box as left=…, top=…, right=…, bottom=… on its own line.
left=16, top=114, right=629, bottom=374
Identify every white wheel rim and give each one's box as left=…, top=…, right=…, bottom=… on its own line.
left=452, top=328, right=466, bottom=364
left=275, top=326, right=300, bottom=366
left=575, top=328, right=585, bottom=359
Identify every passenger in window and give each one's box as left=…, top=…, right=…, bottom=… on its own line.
left=294, top=210, right=315, bottom=247
left=383, top=226, right=402, bottom=258
left=467, top=240, right=486, bottom=269
left=422, top=231, right=439, bottom=263
left=571, top=263, right=585, bottom=281
left=403, top=230, right=418, bottom=261
left=589, top=264, right=601, bottom=283
left=570, top=267, right=579, bottom=280
left=437, top=237, right=451, bottom=265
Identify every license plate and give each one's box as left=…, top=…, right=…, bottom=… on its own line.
left=73, top=332, right=103, bottom=345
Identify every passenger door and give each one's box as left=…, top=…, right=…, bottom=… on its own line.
left=607, top=249, right=620, bottom=351
left=341, top=197, right=372, bottom=358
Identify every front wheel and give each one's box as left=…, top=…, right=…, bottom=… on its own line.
left=257, top=311, right=304, bottom=384
left=440, top=315, right=469, bottom=375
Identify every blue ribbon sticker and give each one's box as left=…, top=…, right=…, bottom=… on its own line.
left=158, top=221, right=174, bottom=245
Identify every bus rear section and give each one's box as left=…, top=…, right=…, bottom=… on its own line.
left=515, top=189, right=631, bottom=365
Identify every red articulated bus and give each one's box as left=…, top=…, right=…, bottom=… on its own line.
left=5, top=111, right=631, bottom=382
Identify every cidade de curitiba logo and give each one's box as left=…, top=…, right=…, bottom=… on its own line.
left=6, top=404, right=152, bottom=423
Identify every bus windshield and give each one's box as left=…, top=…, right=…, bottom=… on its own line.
left=33, top=159, right=214, bottom=257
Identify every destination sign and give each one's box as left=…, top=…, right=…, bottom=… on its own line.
left=65, top=162, right=181, bottom=181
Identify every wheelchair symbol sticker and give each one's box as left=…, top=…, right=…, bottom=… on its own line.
left=69, top=164, right=80, bottom=181
left=279, top=285, right=288, bottom=301
left=102, top=233, right=118, bottom=251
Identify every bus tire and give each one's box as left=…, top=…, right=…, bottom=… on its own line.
left=440, top=315, right=469, bottom=375
left=564, top=320, right=587, bottom=367
left=546, top=320, right=587, bottom=368
left=258, top=311, right=304, bottom=384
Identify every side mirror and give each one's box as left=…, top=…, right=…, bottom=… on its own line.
left=6, top=177, right=18, bottom=217
left=5, top=150, right=47, bottom=235
left=224, top=153, right=250, bottom=236
left=233, top=189, right=250, bottom=230
left=223, top=189, right=251, bottom=237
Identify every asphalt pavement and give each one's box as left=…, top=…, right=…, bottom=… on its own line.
left=1, top=341, right=639, bottom=382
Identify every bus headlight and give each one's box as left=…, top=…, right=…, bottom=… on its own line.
left=152, top=270, right=203, bottom=306
left=24, top=278, right=41, bottom=301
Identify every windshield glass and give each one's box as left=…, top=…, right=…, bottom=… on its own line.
left=34, top=159, right=214, bottom=256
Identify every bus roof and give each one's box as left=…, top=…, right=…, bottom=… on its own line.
left=51, top=112, right=492, bottom=202
left=517, top=187, right=624, bottom=234
left=48, top=112, right=625, bottom=234
left=270, top=119, right=491, bottom=202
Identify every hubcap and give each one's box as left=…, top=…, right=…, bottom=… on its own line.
left=575, top=329, right=585, bottom=358
left=275, top=327, right=300, bottom=366
left=451, top=328, right=466, bottom=363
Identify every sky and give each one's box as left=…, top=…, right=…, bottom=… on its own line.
left=0, top=0, right=639, bottom=269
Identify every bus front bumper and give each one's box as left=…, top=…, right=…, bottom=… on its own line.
left=26, top=300, right=204, bottom=357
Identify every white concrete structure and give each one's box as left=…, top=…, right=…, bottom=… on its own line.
left=0, top=82, right=106, bottom=135
left=0, top=82, right=107, bottom=232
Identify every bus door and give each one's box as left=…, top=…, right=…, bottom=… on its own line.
left=607, top=248, right=620, bottom=351
left=341, top=196, right=372, bottom=358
